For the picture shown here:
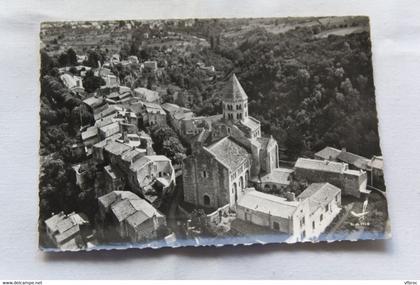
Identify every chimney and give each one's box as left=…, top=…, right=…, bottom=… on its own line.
left=285, top=192, right=296, bottom=202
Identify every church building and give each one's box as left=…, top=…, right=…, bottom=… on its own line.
left=182, top=74, right=280, bottom=210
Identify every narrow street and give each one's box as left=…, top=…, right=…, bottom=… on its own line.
left=167, top=177, right=185, bottom=238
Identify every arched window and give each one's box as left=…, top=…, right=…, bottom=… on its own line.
left=203, top=194, right=210, bottom=206
left=239, top=176, right=244, bottom=189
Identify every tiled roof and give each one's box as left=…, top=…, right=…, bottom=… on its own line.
left=98, top=191, right=140, bottom=210
left=337, top=151, right=370, bottom=170
left=81, top=126, right=98, bottom=141
left=298, top=183, right=341, bottom=214
left=55, top=224, right=80, bottom=244
left=238, top=189, right=299, bottom=218
left=222, top=74, right=248, bottom=101
left=133, top=87, right=160, bottom=102
left=314, top=146, right=342, bottom=161
left=111, top=199, right=137, bottom=222
left=141, top=101, right=166, bottom=115
left=295, top=158, right=347, bottom=173
left=260, top=167, right=294, bottom=185
left=83, top=96, right=103, bottom=108
left=104, top=140, right=131, bottom=156
left=206, top=137, right=249, bottom=171
left=368, top=156, right=384, bottom=170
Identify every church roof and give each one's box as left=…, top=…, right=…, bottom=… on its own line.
left=222, top=74, right=248, bottom=101
left=206, top=137, right=249, bottom=171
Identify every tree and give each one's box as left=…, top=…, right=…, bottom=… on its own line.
left=67, top=48, right=77, bottom=66
left=86, top=50, right=101, bottom=68
left=83, top=70, right=105, bottom=93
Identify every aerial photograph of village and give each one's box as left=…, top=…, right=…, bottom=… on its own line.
left=38, top=16, right=390, bottom=251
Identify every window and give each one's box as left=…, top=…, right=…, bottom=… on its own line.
left=273, top=221, right=280, bottom=231
left=202, top=170, right=208, bottom=178
left=237, top=113, right=242, bottom=120
left=312, top=221, right=315, bottom=230
left=320, top=214, right=323, bottom=222
left=300, top=217, right=305, bottom=227
left=325, top=204, right=329, bottom=212
left=158, top=171, right=162, bottom=177
left=203, top=195, right=210, bottom=206
left=237, top=104, right=242, bottom=110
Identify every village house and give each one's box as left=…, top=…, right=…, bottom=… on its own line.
left=161, top=103, right=195, bottom=134
left=294, top=158, right=368, bottom=198
left=143, top=60, right=158, bottom=71
left=127, top=155, right=176, bottom=198
left=97, top=191, right=166, bottom=243
left=131, top=101, right=167, bottom=127
left=235, top=189, right=305, bottom=241
left=297, top=183, right=341, bottom=240
left=44, top=212, right=90, bottom=250
left=183, top=136, right=251, bottom=209
left=133, top=87, right=160, bottom=104
left=314, top=146, right=342, bottom=161
left=59, top=73, right=85, bottom=95
left=81, top=126, right=99, bottom=156
left=83, top=96, right=106, bottom=114
left=236, top=183, right=341, bottom=242
left=103, top=164, right=125, bottom=193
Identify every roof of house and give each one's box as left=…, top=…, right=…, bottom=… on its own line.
left=161, top=103, right=190, bottom=114
left=141, top=102, right=166, bottom=115
left=60, top=73, right=82, bottom=90
left=130, top=155, right=171, bottom=172
left=94, top=105, right=122, bottom=121
left=173, top=110, right=195, bottom=121
left=121, top=149, right=143, bottom=163
left=98, top=191, right=141, bottom=210
left=337, top=151, right=370, bottom=170
left=111, top=199, right=137, bottom=222
left=314, top=146, right=342, bottom=161
left=295, top=158, right=347, bottom=174
left=125, top=199, right=163, bottom=228
left=104, top=140, right=131, bottom=156
left=45, top=212, right=66, bottom=233
left=83, top=96, right=103, bottom=108
left=238, top=189, right=299, bottom=218
left=99, top=121, right=120, bottom=135
left=368, top=155, right=384, bottom=170
left=206, top=137, right=249, bottom=171
left=133, top=87, right=160, bottom=102
left=222, top=74, right=248, bottom=101
left=55, top=224, right=80, bottom=244
left=298, top=183, right=341, bottom=214
left=260, top=167, right=294, bottom=185
left=81, top=126, right=98, bottom=141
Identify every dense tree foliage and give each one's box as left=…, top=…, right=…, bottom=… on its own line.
left=215, top=28, right=380, bottom=158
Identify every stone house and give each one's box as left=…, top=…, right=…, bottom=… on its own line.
left=294, top=158, right=368, bottom=198
left=236, top=183, right=341, bottom=241
left=97, top=191, right=166, bottom=243
left=44, top=212, right=89, bottom=250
